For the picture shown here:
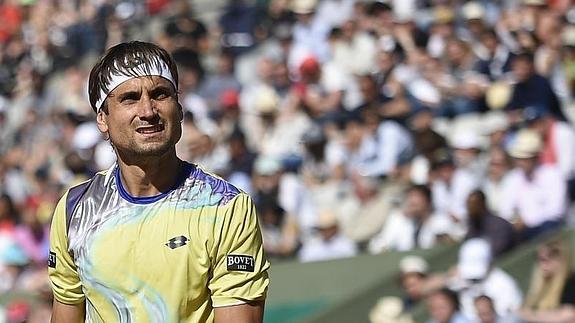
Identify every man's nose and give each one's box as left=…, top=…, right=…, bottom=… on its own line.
left=137, top=95, right=157, bottom=120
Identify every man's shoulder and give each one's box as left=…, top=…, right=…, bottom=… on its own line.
left=536, top=164, right=563, bottom=179
left=187, top=163, right=243, bottom=205
left=67, top=169, right=109, bottom=190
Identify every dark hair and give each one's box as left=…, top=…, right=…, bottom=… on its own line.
left=431, top=288, right=460, bottom=311
left=407, top=184, right=432, bottom=203
left=474, top=294, right=494, bottom=305
left=0, top=194, right=19, bottom=223
left=480, top=29, right=498, bottom=40
left=512, top=51, right=535, bottom=65
left=88, top=41, right=179, bottom=113
left=468, top=189, right=486, bottom=205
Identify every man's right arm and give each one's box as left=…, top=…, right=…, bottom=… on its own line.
left=48, top=192, right=86, bottom=321
left=51, top=300, right=85, bottom=323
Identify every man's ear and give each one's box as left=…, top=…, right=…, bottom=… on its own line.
left=178, top=102, right=184, bottom=122
left=96, top=110, right=109, bottom=134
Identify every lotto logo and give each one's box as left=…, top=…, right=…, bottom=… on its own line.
left=165, top=236, right=189, bottom=249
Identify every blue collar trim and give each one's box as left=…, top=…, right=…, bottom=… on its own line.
left=115, top=162, right=193, bottom=204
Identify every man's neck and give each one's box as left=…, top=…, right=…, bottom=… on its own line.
left=116, top=150, right=184, bottom=197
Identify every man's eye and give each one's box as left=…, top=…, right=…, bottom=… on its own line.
left=153, top=91, right=170, bottom=100
left=121, top=98, right=138, bottom=104
left=120, top=94, right=139, bottom=104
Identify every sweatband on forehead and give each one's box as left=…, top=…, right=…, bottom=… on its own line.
left=95, top=59, right=176, bottom=112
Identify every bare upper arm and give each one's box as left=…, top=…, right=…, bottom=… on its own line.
left=214, top=301, right=265, bottom=323
left=51, top=299, right=85, bottom=323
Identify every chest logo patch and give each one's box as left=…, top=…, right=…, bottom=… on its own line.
left=165, top=235, right=189, bottom=249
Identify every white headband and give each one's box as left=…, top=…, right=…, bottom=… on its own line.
left=95, top=59, right=176, bottom=112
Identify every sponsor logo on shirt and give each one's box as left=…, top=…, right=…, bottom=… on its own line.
left=165, top=236, right=189, bottom=249
left=48, top=251, right=56, bottom=268
left=227, top=255, right=255, bottom=272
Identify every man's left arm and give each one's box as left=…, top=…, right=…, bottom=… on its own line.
left=209, top=193, right=270, bottom=322
left=214, top=301, right=265, bottom=323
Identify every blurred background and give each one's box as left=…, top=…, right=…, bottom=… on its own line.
left=1, top=0, right=575, bottom=322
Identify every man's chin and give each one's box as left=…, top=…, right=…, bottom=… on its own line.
left=127, top=142, right=173, bottom=157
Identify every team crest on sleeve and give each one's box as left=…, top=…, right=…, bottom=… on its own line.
left=48, top=251, right=57, bottom=268
left=227, top=255, right=255, bottom=272
left=165, top=236, right=189, bottom=249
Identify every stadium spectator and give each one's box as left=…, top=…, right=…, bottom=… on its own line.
left=481, top=146, right=512, bottom=213
left=257, top=195, right=299, bottom=259
left=337, top=174, right=405, bottom=246
left=397, top=255, right=447, bottom=312
left=449, top=238, right=523, bottom=321
left=430, top=152, right=478, bottom=234
left=473, top=295, right=510, bottom=323
left=426, top=288, right=470, bottom=323
left=523, top=105, right=575, bottom=199
left=368, top=184, right=456, bottom=253
left=0, top=194, right=18, bottom=233
left=506, top=52, right=565, bottom=122
left=464, top=190, right=515, bottom=257
left=298, top=209, right=357, bottom=262
left=369, top=296, right=414, bottom=323
left=499, top=129, right=567, bottom=241
left=519, top=238, right=575, bottom=322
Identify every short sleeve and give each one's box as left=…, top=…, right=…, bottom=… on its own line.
left=209, top=193, right=270, bottom=307
left=48, top=193, right=85, bottom=305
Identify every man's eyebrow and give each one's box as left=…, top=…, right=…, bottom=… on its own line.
left=115, top=90, right=141, bottom=101
left=151, top=84, right=175, bottom=93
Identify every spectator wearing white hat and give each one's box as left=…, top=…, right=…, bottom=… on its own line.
left=523, top=105, right=575, bottom=199
left=252, top=84, right=312, bottom=158
left=337, top=174, right=405, bottom=246
left=499, top=129, right=567, bottom=241
left=369, top=296, right=414, bottom=323
left=290, top=0, right=331, bottom=63
left=450, top=238, right=522, bottom=321
left=451, top=130, right=487, bottom=179
left=298, top=208, right=357, bottom=262
left=398, top=255, right=445, bottom=311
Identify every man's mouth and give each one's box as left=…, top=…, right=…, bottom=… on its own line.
left=136, top=124, right=165, bottom=134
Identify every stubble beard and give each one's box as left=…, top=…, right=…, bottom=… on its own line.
left=112, top=129, right=181, bottom=161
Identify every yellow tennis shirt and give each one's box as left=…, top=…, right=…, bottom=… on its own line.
left=48, top=163, right=270, bottom=322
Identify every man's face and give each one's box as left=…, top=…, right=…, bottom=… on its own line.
left=513, top=156, right=537, bottom=175
left=97, top=76, right=183, bottom=159
left=466, top=193, right=484, bottom=218
left=404, top=190, right=429, bottom=219
left=401, top=273, right=425, bottom=300
left=512, top=58, right=534, bottom=82
left=480, top=34, right=498, bottom=55
left=428, top=293, right=455, bottom=323
left=475, top=298, right=496, bottom=323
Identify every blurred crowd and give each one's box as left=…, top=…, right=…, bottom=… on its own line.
left=370, top=237, right=575, bottom=323
left=0, top=0, right=575, bottom=321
